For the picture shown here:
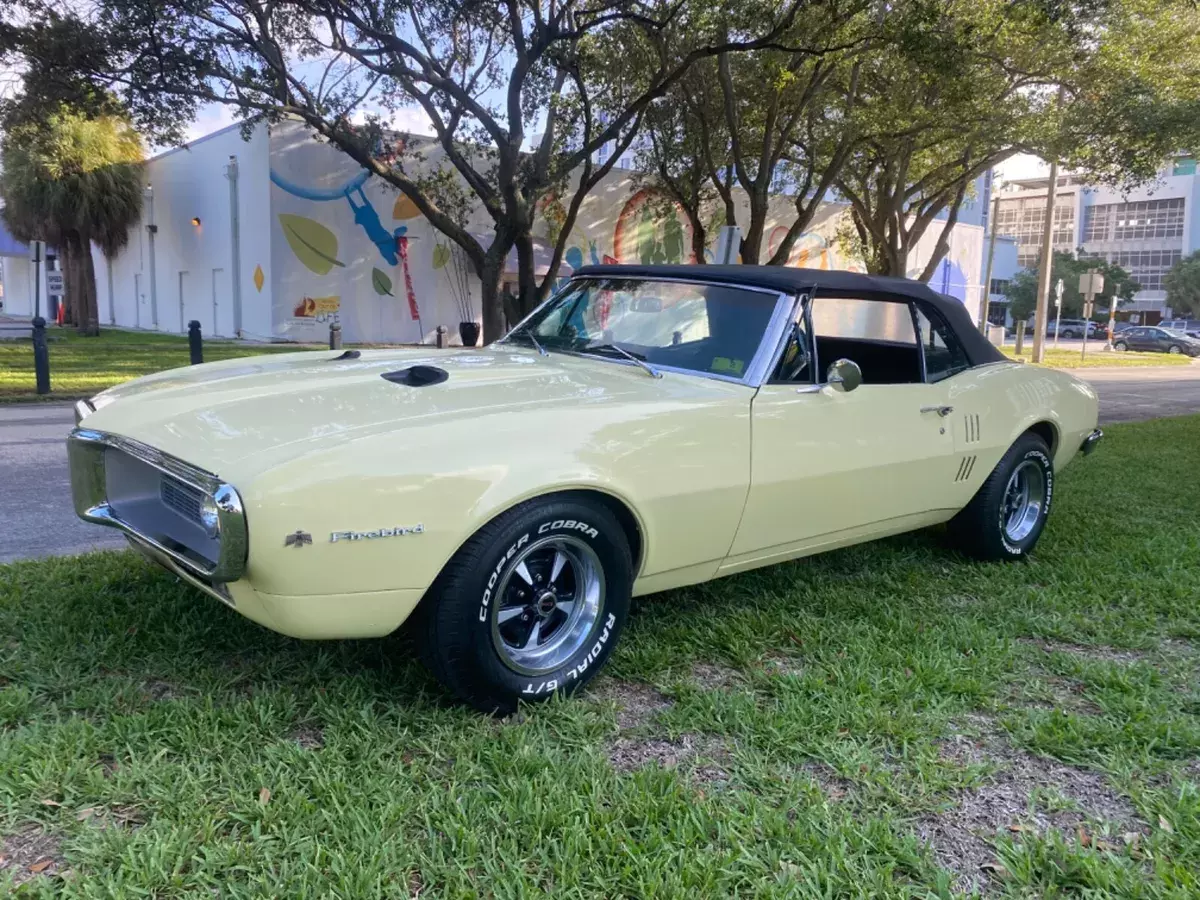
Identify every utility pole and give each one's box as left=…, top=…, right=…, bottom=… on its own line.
left=979, top=188, right=1002, bottom=333
left=1032, top=86, right=1067, bottom=364
left=1031, top=158, right=1060, bottom=364
left=1053, top=278, right=1064, bottom=348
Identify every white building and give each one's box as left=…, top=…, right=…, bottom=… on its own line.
left=2, top=118, right=990, bottom=341
left=994, top=156, right=1199, bottom=316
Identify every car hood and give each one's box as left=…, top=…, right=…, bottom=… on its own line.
left=82, top=346, right=678, bottom=481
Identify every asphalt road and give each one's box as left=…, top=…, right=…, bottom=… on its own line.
left=3, top=362, right=1199, bottom=565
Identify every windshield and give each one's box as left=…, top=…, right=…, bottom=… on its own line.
left=509, top=278, right=781, bottom=380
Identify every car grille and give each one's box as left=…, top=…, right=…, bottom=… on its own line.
left=161, top=476, right=204, bottom=525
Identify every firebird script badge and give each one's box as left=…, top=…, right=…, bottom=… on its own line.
left=285, top=530, right=313, bottom=548
left=330, top=524, right=425, bottom=543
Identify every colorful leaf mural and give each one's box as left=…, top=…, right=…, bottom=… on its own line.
left=371, top=267, right=394, bottom=296
left=393, top=194, right=421, bottom=220
left=432, top=243, right=451, bottom=270
left=278, top=214, right=345, bottom=275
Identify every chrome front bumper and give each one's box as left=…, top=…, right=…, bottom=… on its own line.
left=67, top=428, right=248, bottom=585
left=1081, top=428, right=1103, bottom=455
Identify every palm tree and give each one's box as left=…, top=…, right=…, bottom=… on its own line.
left=0, top=105, right=144, bottom=335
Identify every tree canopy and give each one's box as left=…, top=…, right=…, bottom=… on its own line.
left=1164, top=251, right=1200, bottom=319
left=0, top=104, right=145, bottom=335
left=4, top=0, right=1199, bottom=339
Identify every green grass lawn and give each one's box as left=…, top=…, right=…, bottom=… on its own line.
left=2, top=417, right=1199, bottom=897
left=0, top=329, right=310, bottom=402
left=1001, top=347, right=1194, bottom=369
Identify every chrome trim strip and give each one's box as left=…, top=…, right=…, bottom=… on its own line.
left=74, top=399, right=95, bottom=425
left=125, top=535, right=235, bottom=608
left=68, top=428, right=248, bottom=582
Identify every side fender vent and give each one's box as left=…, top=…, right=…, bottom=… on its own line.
left=955, top=455, right=977, bottom=483
left=382, top=365, right=449, bottom=387
left=963, top=414, right=981, bottom=444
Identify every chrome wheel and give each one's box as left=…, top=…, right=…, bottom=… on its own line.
left=1169, top=345, right=1182, bottom=354
left=490, top=536, right=605, bottom=676
left=1000, top=459, right=1047, bottom=543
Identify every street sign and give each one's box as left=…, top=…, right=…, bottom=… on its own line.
left=29, top=240, right=45, bottom=264
left=1055, top=278, right=1063, bottom=308
left=46, top=272, right=64, bottom=297
left=1079, top=271, right=1104, bottom=296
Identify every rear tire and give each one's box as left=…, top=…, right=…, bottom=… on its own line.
left=413, top=495, right=632, bottom=714
left=952, top=433, right=1054, bottom=561
left=1113, top=341, right=1127, bottom=352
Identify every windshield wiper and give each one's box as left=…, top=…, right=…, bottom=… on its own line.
left=584, top=342, right=662, bottom=379
left=510, top=328, right=549, bottom=356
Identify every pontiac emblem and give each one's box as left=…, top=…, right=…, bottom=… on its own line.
left=285, top=530, right=313, bottom=548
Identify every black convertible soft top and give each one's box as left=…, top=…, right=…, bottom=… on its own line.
left=572, top=264, right=1005, bottom=367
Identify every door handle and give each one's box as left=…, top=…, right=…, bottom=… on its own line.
left=920, top=405, right=954, bottom=417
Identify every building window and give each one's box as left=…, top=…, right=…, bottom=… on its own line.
left=1080, top=249, right=1183, bottom=292
left=989, top=278, right=1010, bottom=296
left=1082, top=198, right=1185, bottom=243
left=1173, top=157, right=1197, bottom=176
left=994, top=193, right=1075, bottom=269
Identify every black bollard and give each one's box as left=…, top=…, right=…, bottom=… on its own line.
left=32, top=316, right=51, bottom=395
left=187, top=320, right=203, bottom=365
left=329, top=322, right=343, bottom=350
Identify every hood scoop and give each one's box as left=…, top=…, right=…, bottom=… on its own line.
left=382, top=365, right=450, bottom=387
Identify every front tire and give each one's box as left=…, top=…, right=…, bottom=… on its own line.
left=1169, top=344, right=1182, bottom=354
left=952, top=433, right=1054, bottom=561
left=414, top=495, right=632, bottom=714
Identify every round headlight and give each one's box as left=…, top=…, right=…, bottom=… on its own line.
left=200, top=494, right=221, bottom=538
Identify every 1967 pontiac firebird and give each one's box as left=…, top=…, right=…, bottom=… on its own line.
left=70, top=265, right=1102, bottom=712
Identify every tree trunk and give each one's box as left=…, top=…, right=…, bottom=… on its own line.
left=740, top=205, right=766, bottom=266
left=59, top=237, right=79, bottom=327
left=513, top=228, right=540, bottom=320
left=479, top=252, right=507, bottom=344
left=79, top=236, right=101, bottom=336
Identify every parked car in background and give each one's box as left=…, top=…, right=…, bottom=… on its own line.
left=1047, top=319, right=1101, bottom=339
left=68, top=266, right=1103, bottom=713
left=1112, top=326, right=1200, bottom=356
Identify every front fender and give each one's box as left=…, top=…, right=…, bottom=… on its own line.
left=238, top=384, right=752, bottom=600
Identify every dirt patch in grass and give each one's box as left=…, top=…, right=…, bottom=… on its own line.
left=801, top=761, right=853, bottom=802
left=142, top=679, right=184, bottom=702
left=608, top=733, right=731, bottom=782
left=760, top=652, right=805, bottom=677
left=689, top=661, right=744, bottom=691
left=1014, top=670, right=1104, bottom=716
left=585, top=677, right=673, bottom=730
left=1020, top=638, right=1152, bottom=665
left=290, top=726, right=325, bottom=750
left=0, top=826, right=65, bottom=886
left=920, top=721, right=1144, bottom=894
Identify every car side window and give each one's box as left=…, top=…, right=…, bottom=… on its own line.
left=914, top=307, right=970, bottom=383
left=808, top=297, right=922, bottom=385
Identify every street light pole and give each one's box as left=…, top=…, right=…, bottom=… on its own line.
left=979, top=188, right=1001, bottom=334
left=1031, top=156, right=1060, bottom=364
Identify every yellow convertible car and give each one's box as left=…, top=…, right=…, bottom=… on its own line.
left=69, top=266, right=1101, bottom=712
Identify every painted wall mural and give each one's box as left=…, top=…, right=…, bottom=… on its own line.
left=613, top=189, right=694, bottom=264
left=267, top=121, right=981, bottom=344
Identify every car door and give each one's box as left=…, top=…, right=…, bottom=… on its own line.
left=725, top=295, right=955, bottom=570
left=1125, top=327, right=1149, bottom=350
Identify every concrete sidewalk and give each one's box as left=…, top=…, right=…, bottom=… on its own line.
left=2, top=363, right=1199, bottom=565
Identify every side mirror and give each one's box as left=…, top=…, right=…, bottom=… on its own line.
left=826, top=358, right=862, bottom=393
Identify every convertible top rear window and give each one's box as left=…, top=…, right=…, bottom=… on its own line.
left=518, top=278, right=780, bottom=381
